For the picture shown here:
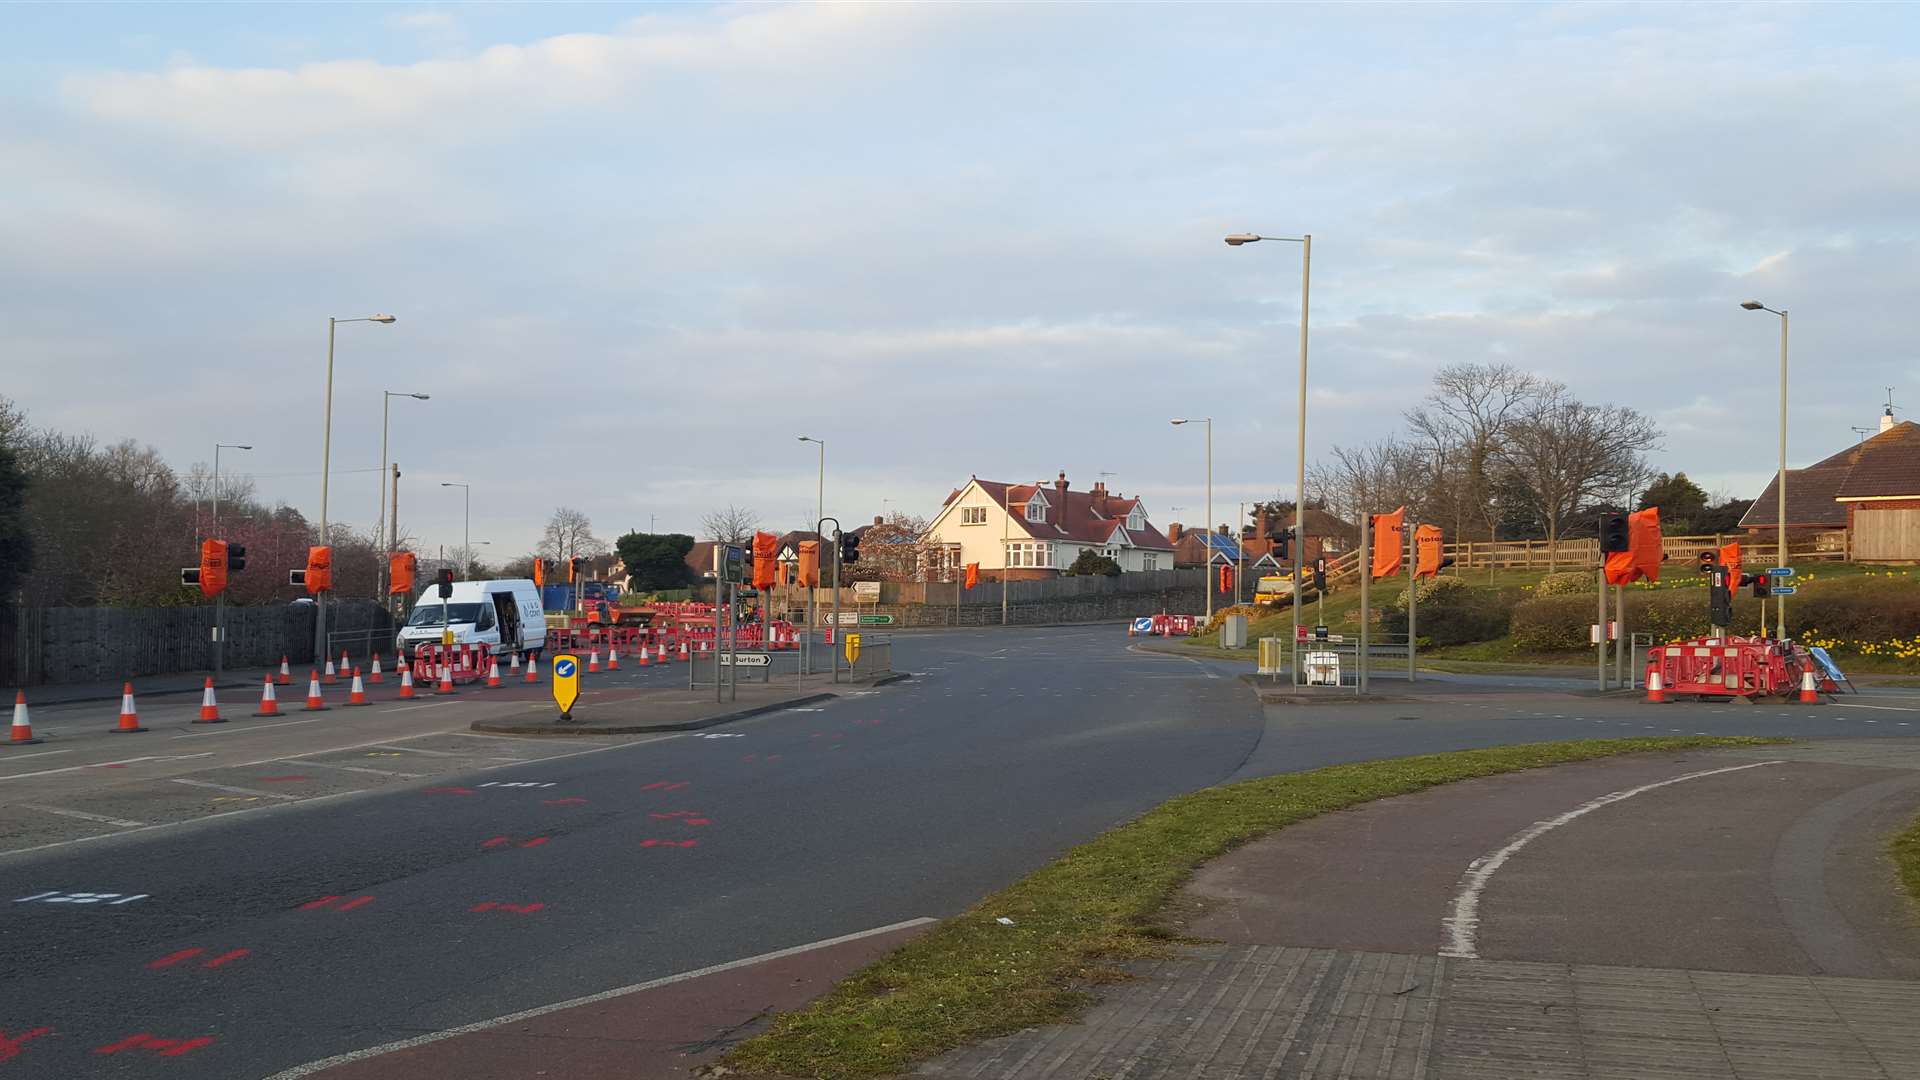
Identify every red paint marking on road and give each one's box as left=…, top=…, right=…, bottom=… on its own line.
left=0, top=1027, right=52, bottom=1063
left=99, top=763, right=128, bottom=769
left=520, top=836, right=550, bottom=848
left=481, top=836, right=511, bottom=849
left=639, top=839, right=699, bottom=848
left=648, top=810, right=697, bottom=819
left=333, top=895, right=374, bottom=912
left=470, top=901, right=497, bottom=912
left=298, top=896, right=340, bottom=910
left=470, top=901, right=544, bottom=913
left=201, top=949, right=249, bottom=969
left=158, top=1036, right=215, bottom=1057
left=426, top=786, right=474, bottom=795
left=684, top=818, right=711, bottom=826
left=147, top=948, right=204, bottom=969
left=260, top=775, right=308, bottom=782
left=640, top=780, right=690, bottom=792
left=766, top=754, right=781, bottom=761
left=542, top=796, right=586, bottom=806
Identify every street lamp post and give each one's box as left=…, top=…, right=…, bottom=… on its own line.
left=1171, top=418, right=1214, bottom=621
left=1227, top=233, right=1311, bottom=682
left=212, top=443, right=252, bottom=681
left=317, top=313, right=396, bottom=661
left=377, top=391, right=430, bottom=606
left=441, top=482, right=470, bottom=579
left=797, top=436, right=825, bottom=673
left=1741, top=300, right=1790, bottom=636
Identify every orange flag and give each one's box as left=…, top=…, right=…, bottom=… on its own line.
left=1415, top=525, right=1444, bottom=578
left=1370, top=507, right=1406, bottom=579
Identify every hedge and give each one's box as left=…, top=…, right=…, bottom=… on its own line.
left=1380, top=576, right=1515, bottom=646
left=1509, top=575, right=1920, bottom=653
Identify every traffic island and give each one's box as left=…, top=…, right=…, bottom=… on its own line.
left=467, top=673, right=907, bottom=736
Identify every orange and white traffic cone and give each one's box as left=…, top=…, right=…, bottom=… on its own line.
left=9, top=691, right=41, bottom=745
left=607, top=646, right=620, bottom=671
left=525, top=652, right=540, bottom=683
left=680, top=641, right=690, bottom=662
left=254, top=675, right=282, bottom=716
left=339, top=650, right=351, bottom=678
left=344, top=667, right=370, bottom=706
left=509, top=651, right=521, bottom=676
left=485, top=658, right=503, bottom=689
left=111, top=682, right=148, bottom=733
left=1645, top=669, right=1666, bottom=704
left=1799, top=669, right=1820, bottom=704
left=368, top=653, right=384, bottom=683
left=196, top=676, right=225, bottom=725
left=437, top=661, right=457, bottom=695
left=588, top=649, right=600, bottom=673
left=277, top=655, right=293, bottom=685
left=398, top=666, right=417, bottom=699
left=637, top=645, right=651, bottom=667
left=323, top=658, right=338, bottom=685
left=304, top=670, right=329, bottom=712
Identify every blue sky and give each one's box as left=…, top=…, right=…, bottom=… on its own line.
left=5, top=2, right=1917, bottom=558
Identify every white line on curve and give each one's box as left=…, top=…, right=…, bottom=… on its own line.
left=259, top=916, right=940, bottom=1079
left=1439, top=760, right=1784, bottom=959
left=19, top=804, right=147, bottom=828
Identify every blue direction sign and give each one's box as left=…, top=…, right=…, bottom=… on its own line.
left=1767, top=567, right=1795, bottom=577
left=1770, top=585, right=1798, bottom=595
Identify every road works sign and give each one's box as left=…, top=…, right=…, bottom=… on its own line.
left=844, top=632, right=862, bottom=665
left=551, top=654, right=580, bottom=718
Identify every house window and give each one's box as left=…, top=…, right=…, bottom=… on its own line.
left=1005, top=541, right=1053, bottom=568
left=961, top=506, right=987, bottom=525
left=1142, top=553, right=1159, bottom=571
left=1127, top=508, right=1145, bottom=530
left=1026, top=497, right=1047, bottom=524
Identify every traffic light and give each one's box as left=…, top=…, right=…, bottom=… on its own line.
left=1312, top=555, right=1327, bottom=594
left=1275, top=526, right=1292, bottom=562
left=181, top=567, right=201, bottom=587
left=288, top=569, right=305, bottom=587
left=389, top=551, right=417, bottom=595
left=1599, top=514, right=1630, bottom=554
left=303, top=546, right=332, bottom=594
left=198, top=539, right=228, bottom=597
left=436, top=568, right=455, bottom=599
left=1745, top=572, right=1771, bottom=598
left=568, top=556, right=584, bottom=583
left=1218, top=564, right=1233, bottom=594
left=226, top=543, right=247, bottom=572
left=1697, top=550, right=1720, bottom=574
left=840, top=530, right=861, bottom=566
left=1709, top=569, right=1733, bottom=628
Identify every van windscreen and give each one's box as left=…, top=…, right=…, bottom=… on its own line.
left=407, top=603, right=484, bottom=627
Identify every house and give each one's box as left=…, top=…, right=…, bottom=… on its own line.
left=1168, top=506, right=1353, bottom=569
left=1739, top=411, right=1920, bottom=561
left=925, top=473, right=1176, bottom=580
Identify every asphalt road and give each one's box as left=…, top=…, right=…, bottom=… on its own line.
left=4, top=627, right=1919, bottom=1078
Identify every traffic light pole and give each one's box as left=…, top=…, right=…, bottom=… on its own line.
left=1596, top=569, right=1607, bottom=692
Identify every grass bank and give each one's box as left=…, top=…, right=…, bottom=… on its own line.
left=722, top=736, right=1784, bottom=1079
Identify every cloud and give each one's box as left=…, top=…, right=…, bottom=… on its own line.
left=386, top=11, right=458, bottom=34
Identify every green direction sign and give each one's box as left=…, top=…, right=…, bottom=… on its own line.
left=856, top=614, right=894, bottom=626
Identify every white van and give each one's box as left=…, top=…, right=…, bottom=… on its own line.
left=396, top=579, right=547, bottom=661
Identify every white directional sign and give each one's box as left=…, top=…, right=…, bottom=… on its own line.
left=719, top=653, right=772, bottom=667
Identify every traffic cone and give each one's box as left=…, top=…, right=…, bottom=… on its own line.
left=588, top=649, right=600, bottom=673
left=254, top=675, right=282, bottom=717
left=485, top=658, right=503, bottom=689
left=193, top=676, right=224, bottom=724
left=9, top=691, right=41, bottom=745
left=1799, top=669, right=1820, bottom=704
left=509, top=651, right=521, bottom=675
left=339, top=649, right=351, bottom=677
left=680, top=641, right=690, bottom=662
left=437, top=662, right=457, bottom=695
left=398, top=666, right=417, bottom=699
left=1645, top=669, right=1666, bottom=704
left=323, top=658, right=338, bottom=685
left=277, top=655, right=293, bottom=685
left=344, top=668, right=370, bottom=706
left=607, top=646, right=620, bottom=671
left=525, top=653, right=539, bottom=683
left=638, top=645, right=651, bottom=667
left=303, top=671, right=329, bottom=711
left=368, top=653, right=385, bottom=683
left=109, top=682, right=149, bottom=733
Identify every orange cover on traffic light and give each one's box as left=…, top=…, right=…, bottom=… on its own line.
left=1415, top=525, right=1444, bottom=578
left=1604, top=507, right=1664, bottom=585
left=199, top=539, right=228, bottom=597
left=1718, top=540, right=1741, bottom=583
left=797, top=541, right=820, bottom=588
left=752, top=531, right=777, bottom=591
left=305, top=546, right=333, bottom=594
left=1370, top=507, right=1406, bottom=580
left=389, top=552, right=416, bottom=595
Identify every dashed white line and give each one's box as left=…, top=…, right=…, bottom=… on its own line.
left=172, top=717, right=328, bottom=738
left=19, top=804, right=147, bottom=828
left=170, top=778, right=303, bottom=801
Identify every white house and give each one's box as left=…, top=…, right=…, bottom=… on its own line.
left=924, top=472, right=1176, bottom=578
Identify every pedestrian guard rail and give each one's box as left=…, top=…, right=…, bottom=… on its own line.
left=1645, top=636, right=1832, bottom=699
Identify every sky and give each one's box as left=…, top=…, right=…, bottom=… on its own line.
left=5, top=1, right=1917, bottom=558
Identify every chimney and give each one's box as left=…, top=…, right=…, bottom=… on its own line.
left=1255, top=508, right=1269, bottom=539
left=1167, top=522, right=1184, bottom=544
left=1089, top=480, right=1110, bottom=517
left=874, top=515, right=885, bottom=526
left=1055, top=471, right=1069, bottom=528
left=1882, top=405, right=1897, bottom=433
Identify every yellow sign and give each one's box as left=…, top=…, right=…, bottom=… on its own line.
left=442, top=628, right=456, bottom=647
left=551, top=653, right=581, bottom=717
left=844, top=632, right=861, bottom=666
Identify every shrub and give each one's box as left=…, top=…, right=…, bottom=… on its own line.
left=1379, top=576, right=1513, bottom=646
left=1533, top=571, right=1591, bottom=597
left=1063, top=550, right=1122, bottom=577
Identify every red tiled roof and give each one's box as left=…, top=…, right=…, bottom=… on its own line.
left=970, top=478, right=1174, bottom=550
left=1740, top=421, right=1920, bottom=527
left=1835, top=421, right=1920, bottom=500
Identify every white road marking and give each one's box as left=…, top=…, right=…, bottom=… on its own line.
left=19, top=805, right=147, bottom=828
left=259, top=916, right=941, bottom=1080
left=369, top=743, right=465, bottom=757
left=0, top=752, right=214, bottom=782
left=289, top=761, right=423, bottom=778
left=1830, top=702, right=1920, bottom=713
left=0, top=749, right=71, bottom=763
left=382, top=702, right=458, bottom=713
left=173, top=717, right=328, bottom=738
left=170, top=778, right=302, bottom=801
left=1439, top=759, right=1784, bottom=959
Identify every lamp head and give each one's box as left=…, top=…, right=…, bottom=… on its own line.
left=1170, top=418, right=1189, bottom=426
left=411, top=393, right=431, bottom=400
left=1224, top=234, right=1261, bottom=246
left=369, top=314, right=397, bottom=324
left=1740, top=300, right=1765, bottom=311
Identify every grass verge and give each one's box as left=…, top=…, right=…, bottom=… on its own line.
left=722, top=736, right=1784, bottom=1079
left=1894, top=813, right=1920, bottom=910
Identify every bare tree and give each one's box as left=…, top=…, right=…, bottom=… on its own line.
left=1309, top=440, right=1430, bottom=530
left=539, top=507, right=606, bottom=564
left=699, top=504, right=760, bottom=545
left=842, top=512, right=932, bottom=583
left=1405, top=363, right=1547, bottom=542
left=1497, top=389, right=1661, bottom=570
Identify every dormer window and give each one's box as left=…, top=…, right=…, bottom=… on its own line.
left=1127, top=507, right=1145, bottom=530
left=1026, top=496, right=1047, bottom=524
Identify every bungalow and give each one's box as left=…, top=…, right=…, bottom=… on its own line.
left=925, top=473, right=1176, bottom=579
left=1739, top=412, right=1920, bottom=561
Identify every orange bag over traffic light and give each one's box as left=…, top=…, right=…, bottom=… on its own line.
left=797, top=541, right=820, bottom=588
left=752, top=531, right=777, bottom=591
left=1370, top=507, right=1406, bottom=580
left=199, top=539, right=228, bottom=597
left=389, top=551, right=417, bottom=595
left=1604, top=507, right=1665, bottom=585
left=305, top=546, right=333, bottom=594
left=1415, top=525, right=1444, bottom=578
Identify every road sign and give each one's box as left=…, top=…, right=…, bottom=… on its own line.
left=857, top=614, right=894, bottom=626
left=551, top=654, right=580, bottom=718
left=1769, top=585, right=1797, bottom=595
left=1767, top=567, right=1795, bottom=577
left=845, top=632, right=862, bottom=665
left=853, top=581, right=881, bottom=603
left=719, top=653, right=772, bottom=667
left=834, top=612, right=861, bottom=626
left=1132, top=617, right=1154, bottom=633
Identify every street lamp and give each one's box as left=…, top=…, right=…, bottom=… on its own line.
left=377, top=390, right=431, bottom=602
left=797, top=436, right=825, bottom=672
left=317, top=313, right=397, bottom=660
left=1171, top=418, right=1215, bottom=620
left=211, top=443, right=252, bottom=681
left=1742, top=299, right=1790, bottom=636
left=1227, top=232, right=1311, bottom=680
left=441, top=481, right=470, bottom=579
